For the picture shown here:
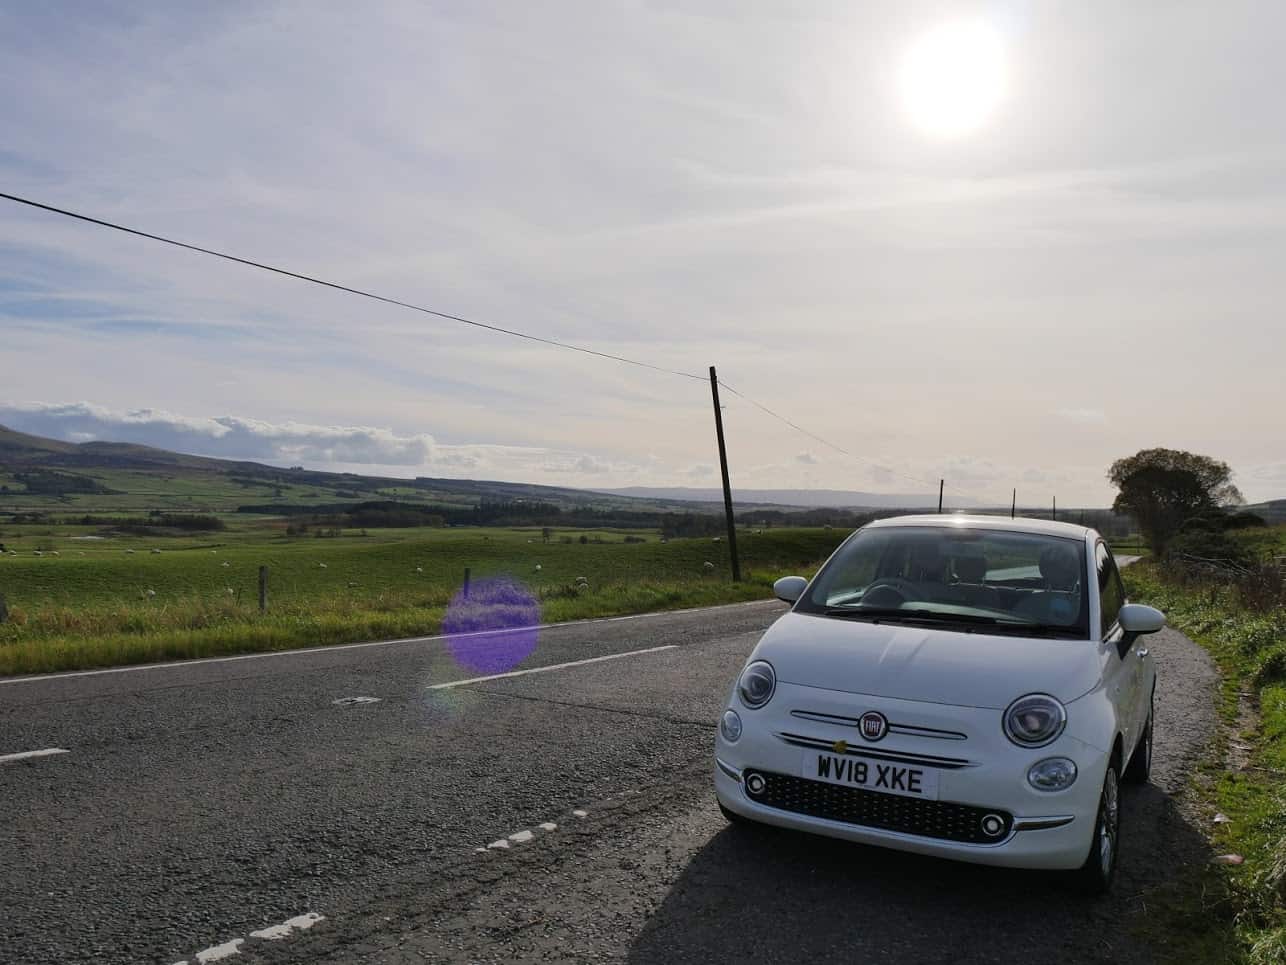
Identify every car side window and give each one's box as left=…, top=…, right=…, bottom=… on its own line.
left=1096, top=542, right=1123, bottom=638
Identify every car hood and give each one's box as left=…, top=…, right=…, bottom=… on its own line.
left=755, top=611, right=1100, bottom=709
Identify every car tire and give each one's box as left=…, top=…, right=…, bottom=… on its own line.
left=1074, top=762, right=1120, bottom=895
left=1123, top=700, right=1153, bottom=785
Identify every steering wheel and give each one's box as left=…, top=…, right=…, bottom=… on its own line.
left=861, top=578, right=921, bottom=607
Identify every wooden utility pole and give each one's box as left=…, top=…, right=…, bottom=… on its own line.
left=1052, top=496, right=1057, bottom=521
left=938, top=479, right=944, bottom=513
left=1011, top=489, right=1016, bottom=520
left=258, top=566, right=268, bottom=613
left=708, top=366, right=741, bottom=582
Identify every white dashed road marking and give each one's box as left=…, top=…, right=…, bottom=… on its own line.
left=331, top=696, right=382, bottom=706
left=179, top=912, right=325, bottom=963
left=0, top=747, right=70, bottom=764
left=427, top=645, right=677, bottom=690
left=249, top=913, right=326, bottom=940
left=194, top=938, right=243, bottom=962
left=478, top=811, right=581, bottom=854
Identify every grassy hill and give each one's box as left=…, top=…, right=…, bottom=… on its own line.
left=0, top=423, right=735, bottom=517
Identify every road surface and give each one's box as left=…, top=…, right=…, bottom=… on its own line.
left=0, top=595, right=1214, bottom=964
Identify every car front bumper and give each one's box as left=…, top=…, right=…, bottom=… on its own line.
left=714, top=684, right=1108, bottom=871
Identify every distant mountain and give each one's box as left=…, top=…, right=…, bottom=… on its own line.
left=0, top=424, right=734, bottom=515
left=1244, top=499, right=1286, bottom=525
left=598, top=486, right=972, bottom=510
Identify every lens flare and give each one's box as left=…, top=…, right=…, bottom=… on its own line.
left=442, top=575, right=540, bottom=675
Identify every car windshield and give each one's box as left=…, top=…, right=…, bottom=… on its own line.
left=795, top=525, right=1090, bottom=638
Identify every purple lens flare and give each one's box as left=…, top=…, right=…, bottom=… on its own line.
left=443, top=576, right=540, bottom=674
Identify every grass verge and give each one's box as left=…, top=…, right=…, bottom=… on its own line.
left=1126, top=562, right=1286, bottom=963
left=0, top=568, right=798, bottom=676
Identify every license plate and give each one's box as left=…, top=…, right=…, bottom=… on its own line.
left=803, top=751, right=939, bottom=800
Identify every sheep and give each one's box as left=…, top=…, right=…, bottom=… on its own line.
left=703, top=561, right=715, bottom=571
left=50, top=550, right=60, bottom=557
left=225, top=587, right=235, bottom=596
left=125, top=548, right=135, bottom=554
left=145, top=588, right=156, bottom=598
left=318, top=562, right=328, bottom=569
left=347, top=581, right=359, bottom=588
left=151, top=548, right=162, bottom=554
left=33, top=550, right=42, bottom=557
left=575, top=576, right=588, bottom=584
left=534, top=564, right=542, bottom=572
left=415, top=566, right=423, bottom=573
left=712, top=536, right=721, bottom=542
left=221, top=561, right=230, bottom=568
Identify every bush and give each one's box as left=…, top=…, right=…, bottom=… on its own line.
left=1228, top=512, right=1269, bottom=530
left=1166, top=529, right=1254, bottom=568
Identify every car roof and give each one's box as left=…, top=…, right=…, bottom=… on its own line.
left=863, top=513, right=1093, bottom=540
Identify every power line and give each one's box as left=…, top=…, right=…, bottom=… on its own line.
left=2, top=189, right=1027, bottom=509
left=717, top=379, right=939, bottom=492
left=0, top=190, right=707, bottom=383
left=716, top=378, right=1011, bottom=508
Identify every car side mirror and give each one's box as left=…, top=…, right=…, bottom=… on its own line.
left=1118, top=604, right=1166, bottom=636
left=773, top=576, right=807, bottom=604
left=1117, top=604, right=1165, bottom=654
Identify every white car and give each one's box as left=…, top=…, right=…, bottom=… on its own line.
left=714, top=515, right=1164, bottom=892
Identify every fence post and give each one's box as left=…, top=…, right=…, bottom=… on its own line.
left=463, top=567, right=471, bottom=600
left=258, top=566, right=268, bottom=613
left=0, top=593, right=7, bottom=625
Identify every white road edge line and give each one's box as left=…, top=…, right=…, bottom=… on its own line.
left=0, top=747, right=70, bottom=764
left=426, top=644, right=678, bottom=690
left=0, top=599, right=778, bottom=686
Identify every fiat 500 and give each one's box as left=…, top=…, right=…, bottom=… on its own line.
left=714, top=515, right=1165, bottom=892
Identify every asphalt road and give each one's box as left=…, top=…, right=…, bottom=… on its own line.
left=0, top=596, right=1216, bottom=965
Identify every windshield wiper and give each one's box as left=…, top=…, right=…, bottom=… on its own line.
left=823, top=607, right=1082, bottom=636
left=824, top=606, right=1003, bottom=626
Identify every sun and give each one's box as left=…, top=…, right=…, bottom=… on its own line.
left=900, top=21, right=1006, bottom=138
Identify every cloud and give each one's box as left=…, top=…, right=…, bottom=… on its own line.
left=1055, top=408, right=1108, bottom=425
left=0, top=400, right=434, bottom=466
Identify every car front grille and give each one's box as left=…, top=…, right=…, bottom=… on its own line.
left=743, top=770, right=1013, bottom=845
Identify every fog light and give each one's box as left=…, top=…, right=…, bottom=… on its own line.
left=720, top=709, right=742, bottom=743
left=746, top=772, right=766, bottom=795
left=1027, top=757, right=1078, bottom=791
left=980, top=814, right=1006, bottom=837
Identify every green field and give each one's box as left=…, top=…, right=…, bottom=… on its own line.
left=0, top=521, right=844, bottom=675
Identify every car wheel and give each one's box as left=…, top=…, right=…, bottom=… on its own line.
left=1075, top=762, right=1120, bottom=894
left=1123, top=701, right=1153, bottom=785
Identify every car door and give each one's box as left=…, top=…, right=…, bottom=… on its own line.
left=1096, top=541, right=1141, bottom=752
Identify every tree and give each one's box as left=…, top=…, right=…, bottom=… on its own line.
left=1107, top=448, right=1243, bottom=553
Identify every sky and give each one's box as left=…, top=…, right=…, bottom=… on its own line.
left=2, top=0, right=1284, bottom=507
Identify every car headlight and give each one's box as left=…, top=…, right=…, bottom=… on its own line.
left=1027, top=757, right=1078, bottom=791
left=1003, top=693, right=1067, bottom=747
left=720, top=709, right=743, bottom=742
left=737, top=661, right=776, bottom=709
